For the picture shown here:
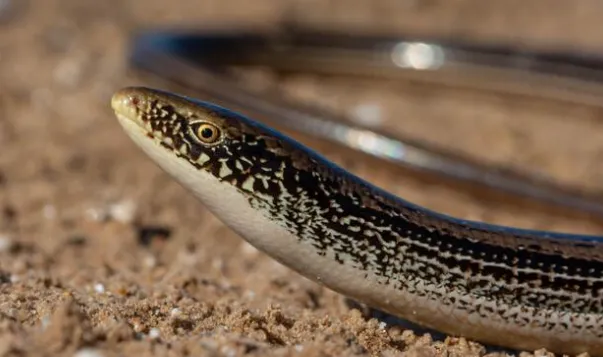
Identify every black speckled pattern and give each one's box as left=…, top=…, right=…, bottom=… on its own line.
left=121, top=87, right=603, bottom=340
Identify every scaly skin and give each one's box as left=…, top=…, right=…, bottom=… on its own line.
left=111, top=86, right=603, bottom=356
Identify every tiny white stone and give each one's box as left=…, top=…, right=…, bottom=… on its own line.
left=0, top=233, right=12, bottom=252
left=143, top=255, right=157, bottom=268
left=378, top=321, right=387, bottom=330
left=170, top=308, right=181, bottom=318
left=41, top=315, right=51, bottom=329
left=294, top=344, right=304, bottom=352
left=220, top=346, right=236, bottom=357
left=109, top=199, right=137, bottom=223
left=85, top=207, right=106, bottom=222
left=94, top=283, right=105, bottom=294
left=148, top=328, right=160, bottom=339
left=73, top=348, right=104, bottom=357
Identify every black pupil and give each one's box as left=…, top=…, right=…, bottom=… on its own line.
left=200, top=127, right=214, bottom=139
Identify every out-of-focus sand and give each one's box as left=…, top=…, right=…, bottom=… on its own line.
left=1, top=1, right=603, bottom=356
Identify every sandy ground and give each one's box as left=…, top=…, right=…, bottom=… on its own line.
left=2, top=1, right=603, bottom=356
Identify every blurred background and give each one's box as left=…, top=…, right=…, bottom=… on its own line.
left=1, top=1, right=603, bottom=356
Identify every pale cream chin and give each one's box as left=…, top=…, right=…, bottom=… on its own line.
left=115, top=114, right=599, bottom=355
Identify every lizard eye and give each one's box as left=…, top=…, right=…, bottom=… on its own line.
left=190, top=122, right=222, bottom=145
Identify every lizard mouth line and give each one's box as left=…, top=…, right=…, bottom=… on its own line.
left=112, top=107, right=173, bottom=150
left=111, top=91, right=138, bottom=122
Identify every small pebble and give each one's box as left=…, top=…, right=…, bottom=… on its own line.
left=143, top=255, right=157, bottom=268
left=148, top=328, right=160, bottom=340
left=132, top=320, right=144, bottom=333
left=85, top=206, right=107, bottom=222
left=73, top=348, right=104, bottom=357
left=94, top=283, right=105, bottom=294
left=220, top=346, right=237, bottom=357
left=0, top=234, right=13, bottom=252
left=212, top=258, right=225, bottom=271
left=109, top=199, right=137, bottom=223
left=41, top=315, right=51, bottom=330
left=85, top=199, right=137, bottom=223
left=42, top=204, right=57, bottom=220
left=170, top=308, right=181, bottom=318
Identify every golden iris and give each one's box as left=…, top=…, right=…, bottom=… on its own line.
left=192, top=122, right=221, bottom=144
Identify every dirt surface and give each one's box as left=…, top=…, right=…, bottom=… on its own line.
left=2, top=1, right=603, bottom=356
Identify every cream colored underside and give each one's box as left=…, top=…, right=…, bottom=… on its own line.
left=116, top=114, right=602, bottom=356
